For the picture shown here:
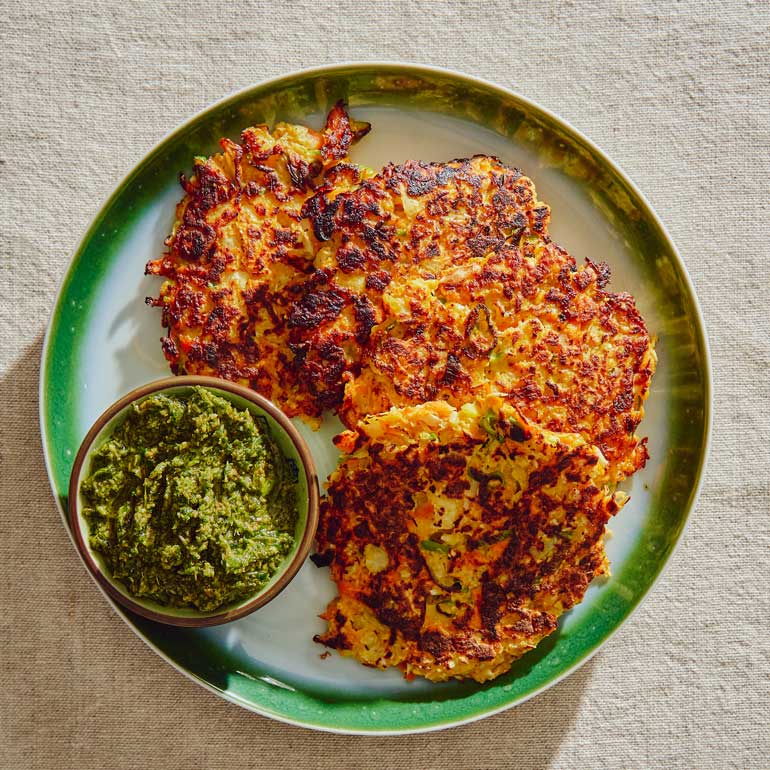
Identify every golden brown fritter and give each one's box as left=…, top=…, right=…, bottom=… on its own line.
left=341, top=233, right=657, bottom=481
left=314, top=397, right=626, bottom=682
left=291, top=151, right=654, bottom=480
left=287, top=156, right=550, bottom=411
left=145, top=103, right=370, bottom=422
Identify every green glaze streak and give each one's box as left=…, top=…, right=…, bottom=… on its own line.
left=81, top=388, right=298, bottom=611
left=41, top=64, right=711, bottom=733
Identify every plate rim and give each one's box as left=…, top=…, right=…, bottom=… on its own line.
left=38, top=60, right=713, bottom=735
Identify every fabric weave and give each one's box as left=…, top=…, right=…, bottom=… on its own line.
left=1, top=1, right=768, bottom=768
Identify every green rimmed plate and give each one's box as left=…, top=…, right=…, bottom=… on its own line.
left=40, top=63, right=711, bottom=734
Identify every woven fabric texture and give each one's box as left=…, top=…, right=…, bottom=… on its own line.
left=1, top=1, right=768, bottom=768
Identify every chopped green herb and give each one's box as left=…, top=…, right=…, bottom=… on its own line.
left=420, top=539, right=451, bottom=554
left=80, top=387, right=299, bottom=612
left=479, top=410, right=504, bottom=442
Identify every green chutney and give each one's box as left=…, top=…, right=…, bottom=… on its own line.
left=80, top=387, right=299, bottom=611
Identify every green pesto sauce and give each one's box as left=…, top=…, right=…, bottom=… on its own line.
left=81, top=387, right=299, bottom=612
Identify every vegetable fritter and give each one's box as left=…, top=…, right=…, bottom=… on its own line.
left=145, top=103, right=370, bottom=422
left=292, top=153, right=655, bottom=479
left=340, top=234, right=656, bottom=481
left=290, top=156, right=550, bottom=411
left=315, top=397, right=626, bottom=682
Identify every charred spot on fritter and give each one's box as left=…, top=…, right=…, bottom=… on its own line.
left=301, top=190, right=340, bottom=242
left=287, top=288, right=348, bottom=329
left=321, top=100, right=371, bottom=162
left=173, top=223, right=216, bottom=262
left=463, top=303, right=498, bottom=359
left=353, top=296, right=377, bottom=344
left=336, top=245, right=366, bottom=272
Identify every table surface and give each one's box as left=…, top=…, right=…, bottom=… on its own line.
left=2, top=1, right=768, bottom=768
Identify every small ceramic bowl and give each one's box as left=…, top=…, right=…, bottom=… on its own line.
left=67, top=376, right=320, bottom=627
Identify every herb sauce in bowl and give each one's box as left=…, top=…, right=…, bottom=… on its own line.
left=79, top=386, right=300, bottom=613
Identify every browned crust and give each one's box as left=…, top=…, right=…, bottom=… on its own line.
left=146, top=138, right=654, bottom=481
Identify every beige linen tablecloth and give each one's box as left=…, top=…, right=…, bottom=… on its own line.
left=2, top=2, right=768, bottom=768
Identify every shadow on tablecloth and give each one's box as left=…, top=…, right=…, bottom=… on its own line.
left=0, top=331, right=591, bottom=769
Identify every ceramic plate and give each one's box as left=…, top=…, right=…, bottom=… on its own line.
left=40, top=63, right=711, bottom=734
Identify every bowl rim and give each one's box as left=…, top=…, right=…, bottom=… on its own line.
left=66, top=375, right=320, bottom=628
